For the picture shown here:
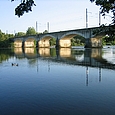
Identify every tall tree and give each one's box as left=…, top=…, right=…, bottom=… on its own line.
left=90, top=0, right=115, bottom=37
left=11, top=0, right=36, bottom=17
left=90, top=0, right=115, bottom=23
left=15, top=32, right=26, bottom=37
left=26, top=27, right=36, bottom=35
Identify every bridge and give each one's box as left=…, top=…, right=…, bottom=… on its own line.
left=12, top=26, right=107, bottom=48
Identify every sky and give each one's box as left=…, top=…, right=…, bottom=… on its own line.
left=0, top=0, right=112, bottom=34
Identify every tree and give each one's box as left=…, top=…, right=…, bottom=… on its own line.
left=90, top=0, right=115, bottom=37
left=15, top=32, right=26, bottom=37
left=43, top=30, right=48, bottom=34
left=11, top=0, right=36, bottom=17
left=26, top=27, right=36, bottom=35
left=90, top=0, right=115, bottom=23
left=0, top=30, right=14, bottom=48
left=50, top=38, right=56, bottom=46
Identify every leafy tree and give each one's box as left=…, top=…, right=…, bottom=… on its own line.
left=15, top=32, right=26, bottom=37
left=0, top=30, right=5, bottom=41
left=43, top=30, right=48, bottom=34
left=90, top=0, right=115, bottom=22
left=0, top=30, right=14, bottom=48
left=71, top=35, right=85, bottom=46
left=11, top=0, right=36, bottom=17
left=26, top=27, right=36, bottom=35
left=50, top=38, right=56, bottom=46
left=90, top=0, right=115, bottom=37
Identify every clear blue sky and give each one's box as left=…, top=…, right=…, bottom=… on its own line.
left=0, top=0, right=112, bottom=34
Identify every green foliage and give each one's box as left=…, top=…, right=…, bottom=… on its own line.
left=0, top=49, right=14, bottom=63
left=50, top=38, right=56, bottom=46
left=90, top=0, right=115, bottom=37
left=50, top=48, right=56, bottom=57
left=15, top=32, right=26, bottom=37
left=26, top=27, right=36, bottom=35
left=0, top=30, right=14, bottom=48
left=90, top=0, right=114, bottom=17
left=102, top=35, right=115, bottom=45
left=71, top=35, right=85, bottom=46
left=11, top=0, right=36, bottom=17
left=34, top=40, right=36, bottom=47
left=43, top=30, right=48, bottom=34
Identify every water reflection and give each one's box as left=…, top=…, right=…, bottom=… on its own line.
left=0, top=48, right=115, bottom=115
left=99, top=67, right=102, bottom=82
left=86, top=66, right=89, bottom=86
left=39, top=48, right=50, bottom=57
left=3, top=47, right=115, bottom=69
left=102, top=48, right=115, bottom=64
left=59, top=48, right=71, bottom=57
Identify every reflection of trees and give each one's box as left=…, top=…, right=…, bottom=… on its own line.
left=0, top=49, right=14, bottom=63
left=72, top=50, right=84, bottom=56
left=72, top=50, right=84, bottom=62
left=28, top=59, right=37, bottom=66
left=50, top=48, right=56, bottom=57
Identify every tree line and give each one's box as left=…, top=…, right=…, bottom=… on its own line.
left=0, top=27, right=60, bottom=48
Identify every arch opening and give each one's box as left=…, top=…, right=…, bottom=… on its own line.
left=14, top=39, right=22, bottom=48
left=39, top=36, right=56, bottom=48
left=24, top=38, right=36, bottom=48
left=60, top=34, right=85, bottom=48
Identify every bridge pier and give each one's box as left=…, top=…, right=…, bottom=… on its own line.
left=36, top=40, right=39, bottom=47
left=85, top=38, right=103, bottom=48
left=22, top=41, right=24, bottom=48
left=91, top=37, right=103, bottom=48
left=55, top=38, right=59, bottom=49
left=84, top=39, right=92, bottom=48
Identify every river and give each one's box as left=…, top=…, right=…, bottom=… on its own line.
left=0, top=47, right=115, bottom=115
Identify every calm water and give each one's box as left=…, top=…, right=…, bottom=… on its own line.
left=0, top=47, right=115, bottom=115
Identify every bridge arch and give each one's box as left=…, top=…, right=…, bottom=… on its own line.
left=14, top=39, right=23, bottom=47
left=39, top=35, right=56, bottom=47
left=24, top=37, right=36, bottom=47
left=60, top=31, right=86, bottom=39
left=59, top=32, right=85, bottom=47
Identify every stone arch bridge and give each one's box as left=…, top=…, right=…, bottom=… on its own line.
left=13, top=26, right=108, bottom=48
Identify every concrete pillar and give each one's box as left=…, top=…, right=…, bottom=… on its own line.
left=84, top=38, right=92, bottom=48
left=36, top=40, right=39, bottom=48
left=55, top=38, right=59, bottom=49
left=22, top=41, right=24, bottom=48
left=91, top=38, right=103, bottom=48
left=85, top=38, right=103, bottom=48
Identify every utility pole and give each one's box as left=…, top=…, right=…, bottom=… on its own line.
left=86, top=8, right=88, bottom=28
left=99, top=11, right=101, bottom=26
left=47, top=22, right=49, bottom=32
left=113, top=1, right=115, bottom=24
left=36, top=21, right=38, bottom=33
left=6, top=30, right=8, bottom=34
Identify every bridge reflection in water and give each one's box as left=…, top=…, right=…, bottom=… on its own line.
left=14, top=47, right=115, bottom=68
left=14, top=47, right=115, bottom=86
